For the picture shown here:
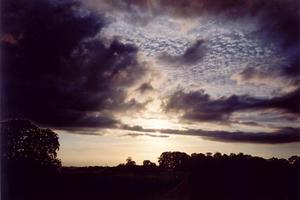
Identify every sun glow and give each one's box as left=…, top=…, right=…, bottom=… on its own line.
left=121, top=116, right=183, bottom=130
left=145, top=118, right=174, bottom=130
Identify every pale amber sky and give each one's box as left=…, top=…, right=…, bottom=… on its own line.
left=57, top=130, right=300, bottom=166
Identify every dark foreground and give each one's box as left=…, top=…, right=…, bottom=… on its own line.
left=2, top=153, right=300, bottom=200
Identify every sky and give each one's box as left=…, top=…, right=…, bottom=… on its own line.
left=1, top=0, right=300, bottom=166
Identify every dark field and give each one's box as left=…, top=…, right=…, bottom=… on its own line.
left=1, top=120, right=300, bottom=200
left=2, top=153, right=300, bottom=200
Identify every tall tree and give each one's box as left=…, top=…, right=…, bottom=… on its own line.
left=1, top=119, right=61, bottom=167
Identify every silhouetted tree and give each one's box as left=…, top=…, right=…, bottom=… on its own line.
left=288, top=155, right=300, bottom=164
left=125, top=157, right=136, bottom=166
left=213, top=152, right=222, bottom=158
left=143, top=160, right=156, bottom=167
left=158, top=152, right=190, bottom=169
left=1, top=119, right=61, bottom=167
left=206, top=152, right=212, bottom=157
left=1, top=120, right=61, bottom=200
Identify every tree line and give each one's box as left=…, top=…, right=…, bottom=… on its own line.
left=1, top=120, right=299, bottom=200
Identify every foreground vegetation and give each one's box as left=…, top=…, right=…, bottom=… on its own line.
left=1, top=120, right=300, bottom=200
left=3, top=153, right=300, bottom=200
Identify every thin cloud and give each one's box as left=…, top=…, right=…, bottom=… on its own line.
left=120, top=124, right=300, bottom=144
left=123, top=133, right=169, bottom=138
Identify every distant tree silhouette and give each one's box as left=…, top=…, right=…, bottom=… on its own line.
left=1, top=119, right=61, bottom=167
left=288, top=155, right=300, bottom=164
left=213, top=152, right=222, bottom=158
left=158, top=152, right=190, bottom=169
left=143, top=160, right=156, bottom=167
left=125, top=157, right=136, bottom=166
left=206, top=152, right=213, bottom=157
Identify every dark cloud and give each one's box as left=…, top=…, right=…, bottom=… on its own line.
left=52, top=122, right=299, bottom=143
left=280, top=57, right=300, bottom=86
left=54, top=127, right=105, bottom=136
left=232, top=56, right=300, bottom=87
left=159, top=39, right=206, bottom=65
left=177, top=127, right=300, bottom=144
left=235, top=67, right=268, bottom=81
left=136, top=82, right=154, bottom=93
left=230, top=121, right=261, bottom=127
left=121, top=124, right=151, bottom=132
left=165, top=88, right=300, bottom=122
left=1, top=0, right=147, bottom=128
left=123, top=133, right=169, bottom=138
left=119, top=124, right=300, bottom=144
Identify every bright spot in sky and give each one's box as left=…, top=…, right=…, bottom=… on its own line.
left=142, top=118, right=176, bottom=130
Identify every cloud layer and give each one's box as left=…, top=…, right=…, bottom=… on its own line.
left=1, top=0, right=299, bottom=145
left=165, top=88, right=300, bottom=122
left=121, top=124, right=300, bottom=144
left=99, top=0, right=299, bottom=46
left=159, top=39, right=206, bottom=65
left=1, top=0, right=147, bottom=128
left=232, top=57, right=300, bottom=90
